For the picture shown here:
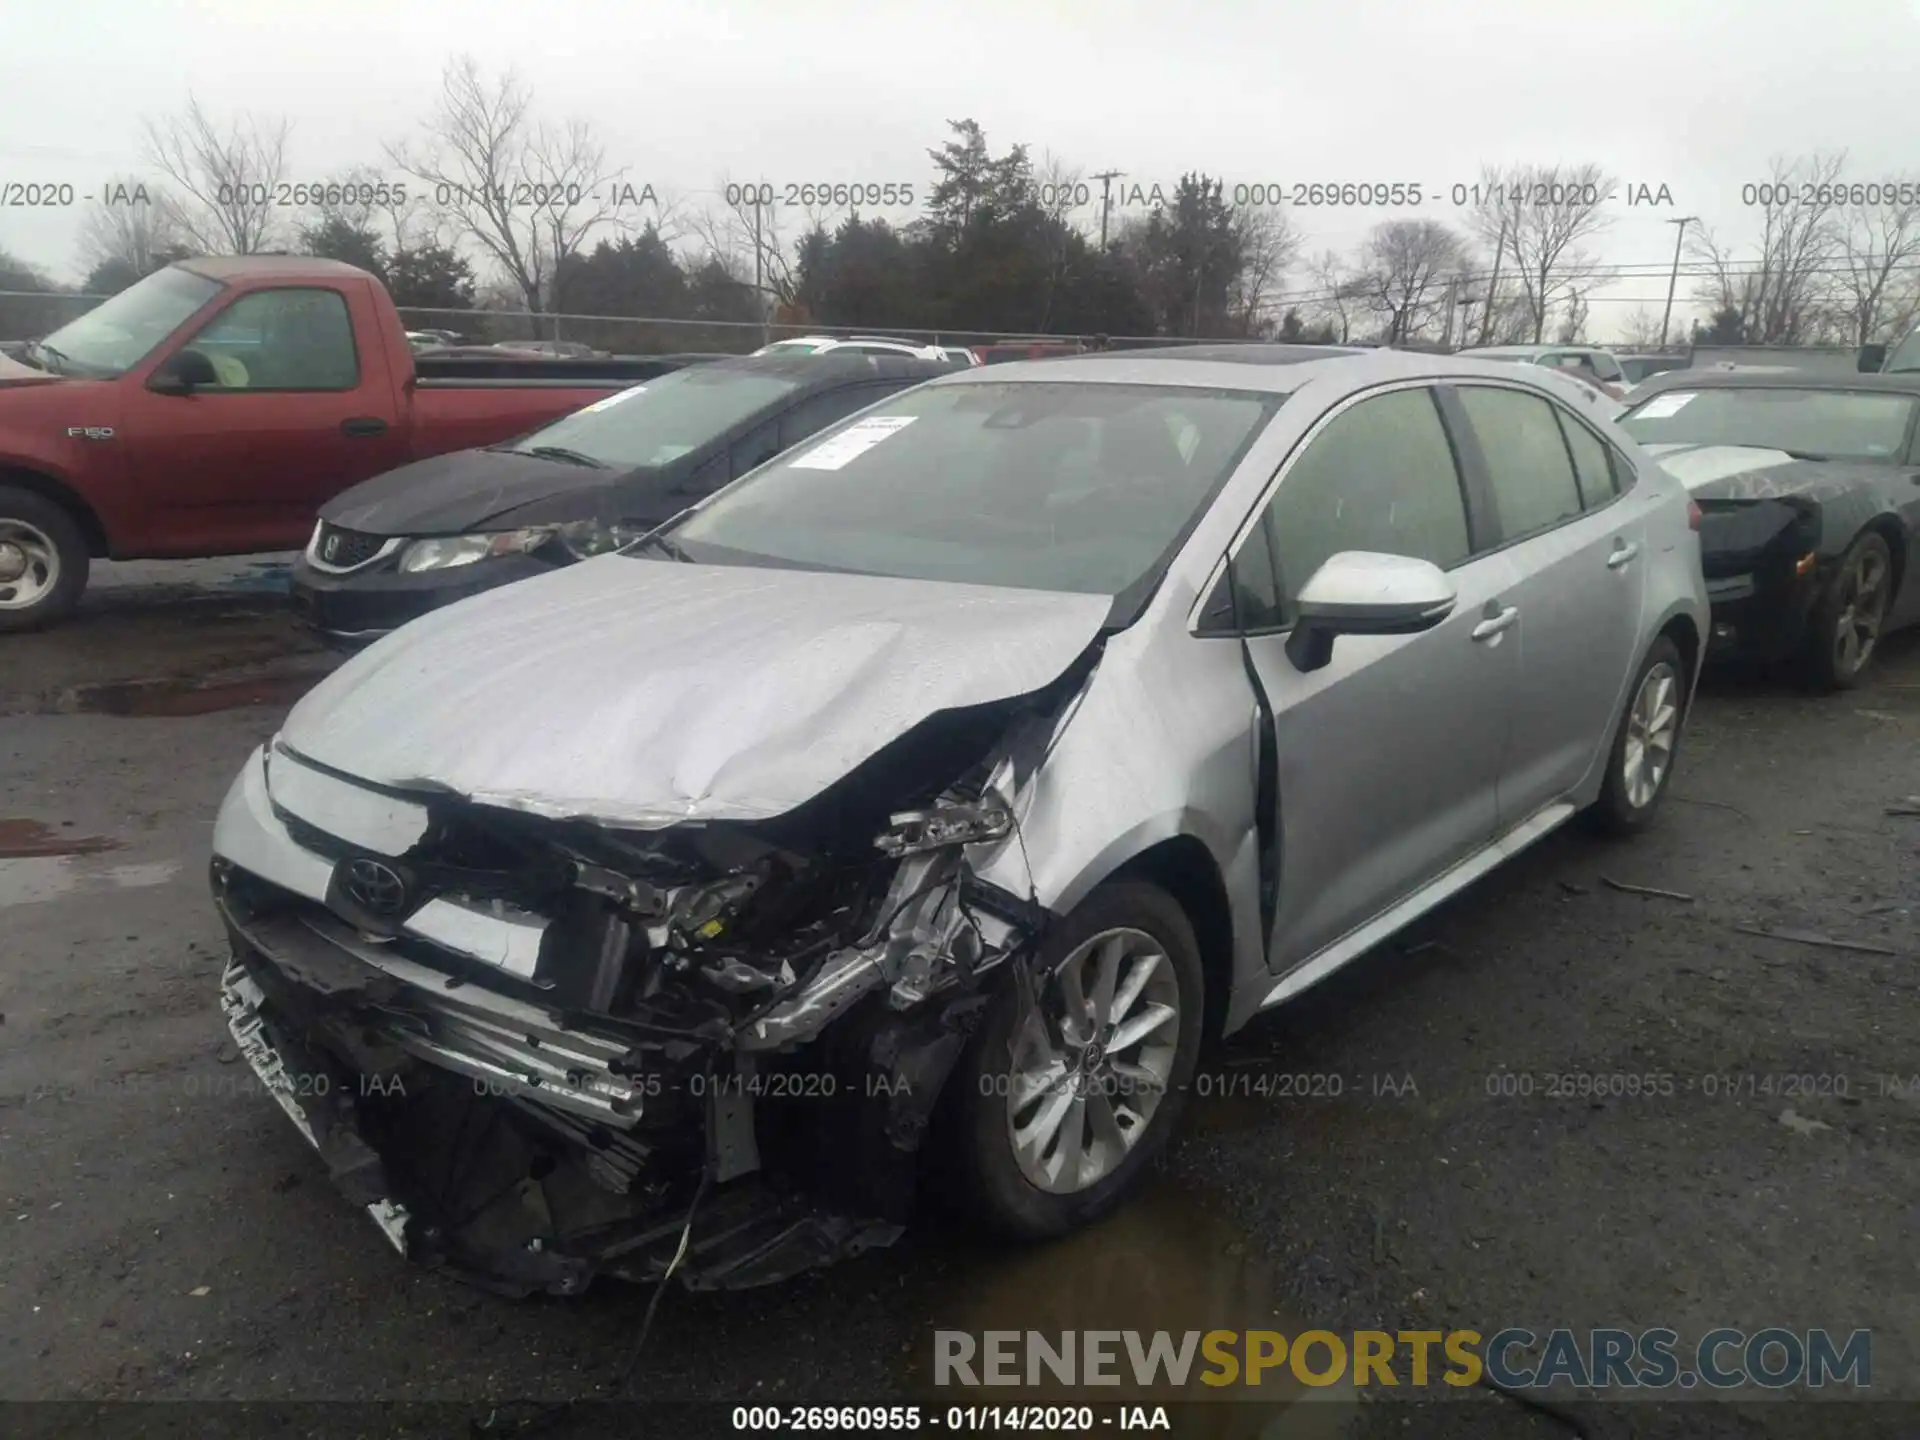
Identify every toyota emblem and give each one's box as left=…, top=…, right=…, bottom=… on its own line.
left=343, top=858, right=409, bottom=915
left=322, top=534, right=341, bottom=562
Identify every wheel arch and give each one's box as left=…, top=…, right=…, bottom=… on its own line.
left=0, top=465, right=110, bottom=557
left=1105, top=835, right=1237, bottom=1043
left=1859, top=513, right=1908, bottom=609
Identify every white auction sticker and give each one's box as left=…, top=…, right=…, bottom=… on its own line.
left=788, top=415, right=918, bottom=470
left=579, top=385, right=647, bottom=414
left=1631, top=391, right=1695, bottom=419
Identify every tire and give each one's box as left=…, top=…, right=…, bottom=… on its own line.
left=0, top=485, right=90, bottom=633
left=1796, top=530, right=1894, bottom=692
left=1586, top=635, right=1687, bottom=836
left=951, top=879, right=1205, bottom=1240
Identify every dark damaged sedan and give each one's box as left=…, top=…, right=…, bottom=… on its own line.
left=1619, top=371, right=1920, bottom=688
left=290, top=353, right=956, bottom=644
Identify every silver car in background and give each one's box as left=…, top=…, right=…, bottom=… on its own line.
left=208, top=345, right=1708, bottom=1293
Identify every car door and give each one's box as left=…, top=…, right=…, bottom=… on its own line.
left=1220, top=383, right=1521, bottom=971
left=122, top=285, right=407, bottom=553
left=1441, top=381, right=1649, bottom=826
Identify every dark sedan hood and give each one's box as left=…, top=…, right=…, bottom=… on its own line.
left=320, top=447, right=662, bottom=535
left=1642, top=443, right=1892, bottom=503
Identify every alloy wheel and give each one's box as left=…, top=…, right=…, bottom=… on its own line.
left=1621, top=660, right=1680, bottom=810
left=1005, top=926, right=1182, bottom=1194
left=1833, top=545, right=1891, bottom=680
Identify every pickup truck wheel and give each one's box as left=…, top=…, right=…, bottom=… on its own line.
left=952, top=880, right=1204, bottom=1241
left=0, top=486, right=89, bottom=633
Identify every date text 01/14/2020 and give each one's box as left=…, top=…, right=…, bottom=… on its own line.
left=729, top=1404, right=1173, bottom=1432
left=1214, top=180, right=1677, bottom=208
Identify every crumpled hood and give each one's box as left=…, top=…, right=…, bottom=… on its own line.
left=319, top=446, right=611, bottom=534
left=279, top=554, right=1111, bottom=827
left=1642, top=442, right=1885, bottom=502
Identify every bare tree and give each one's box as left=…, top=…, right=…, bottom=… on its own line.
left=1303, top=249, right=1366, bottom=342
left=1353, top=219, right=1465, bottom=343
left=1834, top=180, right=1920, bottom=344
left=77, top=177, right=187, bottom=281
left=686, top=179, right=836, bottom=317
left=389, top=56, right=633, bottom=314
left=140, top=97, right=291, bottom=254
left=1462, top=162, right=1614, bottom=343
left=1689, top=152, right=1846, bottom=345
left=1226, top=206, right=1301, bottom=336
left=1617, top=306, right=1667, bottom=349
left=1554, top=289, right=1590, bottom=343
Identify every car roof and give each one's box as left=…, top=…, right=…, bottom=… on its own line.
left=925, top=345, right=1599, bottom=395
left=1627, top=368, right=1920, bottom=398
left=175, top=255, right=371, bottom=281
left=701, top=352, right=955, bottom=387
left=1459, top=343, right=1604, bottom=357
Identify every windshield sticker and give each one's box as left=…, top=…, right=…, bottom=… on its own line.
left=788, top=415, right=918, bottom=470
left=579, top=385, right=647, bottom=414
left=1632, top=392, right=1695, bottom=419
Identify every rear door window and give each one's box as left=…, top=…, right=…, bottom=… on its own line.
left=1455, top=385, right=1584, bottom=540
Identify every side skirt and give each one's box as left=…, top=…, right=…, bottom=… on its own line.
left=1256, top=801, right=1578, bottom=1014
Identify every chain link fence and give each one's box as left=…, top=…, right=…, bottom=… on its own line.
left=0, top=290, right=1881, bottom=369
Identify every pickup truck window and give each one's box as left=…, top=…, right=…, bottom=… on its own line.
left=32, top=267, right=222, bottom=378
left=183, top=288, right=360, bottom=391
left=1885, top=328, right=1920, bottom=373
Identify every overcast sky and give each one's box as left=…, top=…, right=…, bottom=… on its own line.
left=6, top=0, right=1919, bottom=338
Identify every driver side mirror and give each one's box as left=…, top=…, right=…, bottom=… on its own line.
left=1858, top=343, right=1888, bottom=374
left=1284, top=551, right=1458, bottom=674
left=149, top=348, right=219, bottom=395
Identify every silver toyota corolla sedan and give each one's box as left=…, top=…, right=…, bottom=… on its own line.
left=209, top=345, right=1709, bottom=1294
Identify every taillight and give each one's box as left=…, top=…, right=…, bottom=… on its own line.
left=1687, top=500, right=1703, bottom=531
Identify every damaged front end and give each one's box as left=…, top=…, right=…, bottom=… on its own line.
left=210, top=692, right=1066, bottom=1298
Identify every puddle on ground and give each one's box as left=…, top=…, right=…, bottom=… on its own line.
left=913, top=1178, right=1351, bottom=1437
left=0, top=818, right=121, bottom=859
left=59, top=673, right=317, bottom=717
left=0, top=857, right=181, bottom=908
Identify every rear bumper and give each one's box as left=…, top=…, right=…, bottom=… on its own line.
left=1701, top=563, right=1821, bottom=662
left=288, top=552, right=554, bottom=647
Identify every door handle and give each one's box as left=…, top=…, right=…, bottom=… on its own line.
left=341, top=417, right=389, bottom=437
left=1607, top=540, right=1641, bottom=569
left=1471, top=604, right=1518, bottom=641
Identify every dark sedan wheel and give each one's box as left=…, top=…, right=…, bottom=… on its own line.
left=0, top=485, right=89, bottom=633
left=1799, top=531, right=1894, bottom=692
left=953, top=880, right=1204, bottom=1240
left=1587, top=636, right=1686, bottom=836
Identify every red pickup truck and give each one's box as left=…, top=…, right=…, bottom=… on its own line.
left=0, top=257, right=691, bottom=630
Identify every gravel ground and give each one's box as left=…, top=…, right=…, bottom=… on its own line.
left=1, top=565, right=1916, bottom=1440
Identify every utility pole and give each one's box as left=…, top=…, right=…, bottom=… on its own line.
left=754, top=193, right=768, bottom=347
left=1440, top=276, right=1458, bottom=350
left=1478, top=208, right=1511, bottom=346
left=1659, top=215, right=1697, bottom=350
left=1092, top=170, right=1122, bottom=249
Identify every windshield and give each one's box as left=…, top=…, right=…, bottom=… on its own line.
left=1619, top=387, right=1917, bottom=461
left=667, top=380, right=1281, bottom=595
left=505, top=367, right=802, bottom=468
left=33, top=267, right=223, bottom=377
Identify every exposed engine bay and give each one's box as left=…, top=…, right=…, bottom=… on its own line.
left=210, top=672, right=1080, bottom=1297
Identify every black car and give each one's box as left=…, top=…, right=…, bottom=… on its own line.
left=290, top=353, right=956, bottom=646
left=1617, top=371, right=1920, bottom=688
